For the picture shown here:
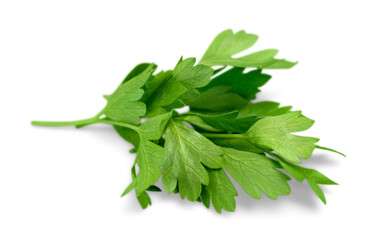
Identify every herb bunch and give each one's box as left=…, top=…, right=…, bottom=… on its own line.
left=32, top=30, right=344, bottom=213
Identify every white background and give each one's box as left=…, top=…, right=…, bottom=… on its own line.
left=1, top=0, right=377, bottom=239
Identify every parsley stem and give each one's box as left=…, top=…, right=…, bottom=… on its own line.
left=96, top=119, right=139, bottom=131
left=201, top=133, right=245, bottom=139
left=31, top=117, right=98, bottom=127
left=31, top=117, right=139, bottom=131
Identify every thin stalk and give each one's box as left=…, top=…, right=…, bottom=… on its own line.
left=315, top=145, right=346, bottom=157
left=96, top=119, right=139, bottom=131
left=31, top=115, right=139, bottom=132
left=201, top=133, right=245, bottom=139
left=31, top=117, right=98, bottom=127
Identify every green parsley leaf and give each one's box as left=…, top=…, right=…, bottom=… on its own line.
left=176, top=114, right=223, bottom=132
left=239, top=101, right=292, bottom=118
left=271, top=153, right=337, bottom=204
left=136, top=191, right=152, bottom=209
left=138, top=111, right=172, bottom=140
left=103, top=64, right=157, bottom=124
left=121, top=112, right=172, bottom=196
left=245, top=111, right=319, bottom=163
left=222, top=148, right=291, bottom=199
left=122, top=63, right=154, bottom=84
left=134, top=139, right=167, bottom=196
left=199, top=68, right=271, bottom=100
left=113, top=126, right=140, bottom=150
left=187, top=85, right=249, bottom=113
left=162, top=120, right=224, bottom=201
left=200, top=29, right=297, bottom=69
left=146, top=58, right=213, bottom=117
left=121, top=161, right=153, bottom=209
left=141, top=70, right=172, bottom=103
left=202, top=168, right=238, bottom=213
left=181, top=111, right=258, bottom=133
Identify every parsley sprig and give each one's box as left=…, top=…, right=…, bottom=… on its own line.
left=32, top=30, right=344, bottom=213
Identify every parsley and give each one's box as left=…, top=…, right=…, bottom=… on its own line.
left=31, top=29, right=344, bottom=213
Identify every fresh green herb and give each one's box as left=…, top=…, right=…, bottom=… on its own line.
left=32, top=29, right=344, bottom=213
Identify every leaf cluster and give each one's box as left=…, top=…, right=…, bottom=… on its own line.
left=32, top=30, right=344, bottom=213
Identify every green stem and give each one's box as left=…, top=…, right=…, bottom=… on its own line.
left=31, top=115, right=139, bottom=131
left=31, top=117, right=98, bottom=127
left=201, top=133, right=245, bottom=139
left=97, top=119, right=139, bottom=131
